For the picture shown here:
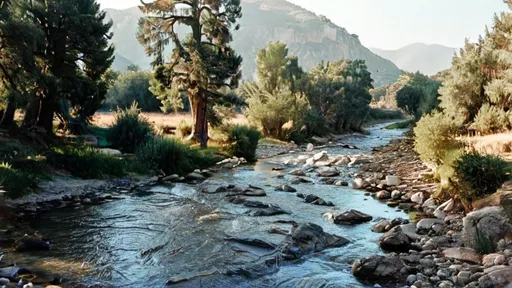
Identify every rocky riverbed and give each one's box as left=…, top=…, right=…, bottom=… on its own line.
left=1, top=123, right=512, bottom=288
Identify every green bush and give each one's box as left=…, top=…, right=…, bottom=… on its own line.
left=136, top=138, right=219, bottom=175
left=47, top=146, right=127, bottom=179
left=177, top=120, right=192, bottom=139
left=452, top=152, right=509, bottom=202
left=223, top=125, right=261, bottom=161
left=385, top=120, right=414, bottom=130
left=303, top=108, right=327, bottom=137
left=365, top=108, right=405, bottom=124
left=0, top=163, right=35, bottom=199
left=107, top=103, right=154, bottom=153
left=0, top=140, right=35, bottom=162
left=414, top=111, right=460, bottom=166
left=471, top=104, right=510, bottom=134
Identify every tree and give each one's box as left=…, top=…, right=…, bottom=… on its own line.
left=20, top=0, right=114, bottom=134
left=138, top=0, right=243, bottom=147
left=396, top=85, right=422, bottom=118
left=105, top=70, right=161, bottom=112
left=0, top=0, right=42, bottom=126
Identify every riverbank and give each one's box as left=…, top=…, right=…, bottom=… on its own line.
left=350, top=136, right=512, bottom=288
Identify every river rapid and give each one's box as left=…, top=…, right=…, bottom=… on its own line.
left=13, top=123, right=408, bottom=288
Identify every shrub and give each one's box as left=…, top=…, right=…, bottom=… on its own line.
left=303, top=108, right=327, bottom=137
left=471, top=104, right=510, bottom=134
left=452, top=152, right=509, bottom=203
left=223, top=125, right=261, bottom=161
left=136, top=138, right=219, bottom=175
left=177, top=120, right=192, bottom=139
left=0, top=163, right=35, bottom=199
left=107, top=103, right=154, bottom=153
left=385, top=120, right=413, bottom=130
left=365, top=108, right=405, bottom=124
left=414, top=111, right=460, bottom=166
left=47, top=146, right=126, bottom=179
left=0, top=140, right=35, bottom=162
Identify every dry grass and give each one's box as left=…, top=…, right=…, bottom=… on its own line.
left=91, top=112, right=248, bottom=128
left=462, top=132, right=512, bottom=160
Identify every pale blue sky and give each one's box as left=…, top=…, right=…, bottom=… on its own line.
left=97, top=0, right=509, bottom=50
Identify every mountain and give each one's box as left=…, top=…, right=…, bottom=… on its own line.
left=371, top=43, right=458, bottom=76
left=112, top=53, right=135, bottom=72
left=104, top=0, right=402, bottom=86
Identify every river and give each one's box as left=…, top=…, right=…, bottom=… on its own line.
left=12, top=123, right=408, bottom=287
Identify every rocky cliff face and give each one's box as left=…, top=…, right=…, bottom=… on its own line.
left=104, top=0, right=401, bottom=86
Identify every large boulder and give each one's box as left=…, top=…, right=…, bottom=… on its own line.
left=379, top=226, right=411, bottom=252
left=442, top=247, right=482, bottom=264
left=313, top=151, right=328, bottom=162
left=315, top=167, right=340, bottom=177
left=478, top=266, right=512, bottom=288
left=281, top=223, right=349, bottom=260
left=352, top=253, right=406, bottom=282
left=376, top=190, right=391, bottom=200
left=352, top=178, right=369, bottom=190
left=334, top=209, right=372, bottom=225
left=333, top=156, right=351, bottom=166
left=416, top=218, right=444, bottom=232
left=463, top=207, right=512, bottom=252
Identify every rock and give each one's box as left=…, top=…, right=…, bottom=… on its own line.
left=482, top=253, right=506, bottom=267
left=334, top=180, right=349, bottom=186
left=352, top=178, right=368, bottom=189
left=501, top=193, right=512, bottom=221
left=185, top=172, right=206, bottom=181
left=400, top=223, right=421, bottom=240
left=333, top=156, right=351, bottom=166
left=97, top=148, right=122, bottom=155
left=315, top=167, right=340, bottom=177
left=306, top=143, right=315, bottom=152
left=376, top=190, right=391, bottom=200
left=391, top=190, right=401, bottom=200
left=416, top=218, right=444, bottom=232
left=248, top=206, right=289, bottom=217
left=162, top=174, right=181, bottom=182
left=313, top=151, right=328, bottom=162
left=372, top=220, right=391, bottom=233
left=478, top=266, right=512, bottom=288
left=14, top=234, right=50, bottom=251
left=379, top=226, right=411, bottom=252
left=281, top=223, right=349, bottom=260
left=456, top=271, right=472, bottom=285
left=348, top=157, right=371, bottom=166
left=296, top=177, right=312, bottom=183
left=334, top=209, right=373, bottom=225
left=386, top=175, right=400, bottom=186
left=274, top=185, right=297, bottom=193
left=305, top=157, right=315, bottom=166
left=411, top=192, right=425, bottom=204
left=0, top=267, right=22, bottom=279
left=443, top=247, right=482, bottom=264
left=0, top=278, right=8, bottom=286
left=352, top=254, right=406, bottom=282
left=289, top=169, right=306, bottom=176
left=422, top=197, right=438, bottom=209
left=434, top=208, right=446, bottom=220
left=83, top=134, right=99, bottom=146
left=463, top=207, right=512, bottom=252
left=225, top=237, right=277, bottom=250
left=406, top=274, right=417, bottom=285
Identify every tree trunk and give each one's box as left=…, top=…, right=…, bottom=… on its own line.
left=37, top=93, right=56, bottom=135
left=23, top=97, right=41, bottom=128
left=193, top=95, right=208, bottom=148
left=0, top=101, right=15, bottom=126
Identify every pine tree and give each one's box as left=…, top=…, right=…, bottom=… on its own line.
left=138, top=0, right=243, bottom=147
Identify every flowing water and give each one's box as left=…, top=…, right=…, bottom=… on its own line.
left=14, top=123, right=408, bottom=288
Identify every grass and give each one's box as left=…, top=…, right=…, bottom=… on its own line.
left=385, top=120, right=414, bottom=130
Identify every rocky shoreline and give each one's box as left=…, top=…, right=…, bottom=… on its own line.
left=349, top=137, right=512, bottom=288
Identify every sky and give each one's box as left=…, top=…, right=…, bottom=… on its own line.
left=97, top=0, right=509, bottom=50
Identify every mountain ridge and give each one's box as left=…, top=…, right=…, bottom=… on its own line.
left=104, top=0, right=403, bottom=86
left=370, top=43, right=458, bottom=76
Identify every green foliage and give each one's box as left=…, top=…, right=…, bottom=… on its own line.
left=177, top=120, right=192, bottom=139
left=303, top=108, right=327, bottom=137
left=222, top=125, right=261, bottom=161
left=0, top=140, right=35, bottom=162
left=366, top=108, right=405, bottom=124
left=136, top=138, right=219, bottom=175
left=414, top=111, right=461, bottom=166
left=0, top=162, right=35, bottom=199
left=47, top=146, right=126, bottom=179
left=471, top=104, right=511, bottom=134
left=105, top=70, right=161, bottom=112
left=385, top=120, right=413, bottom=130
left=107, top=103, right=154, bottom=153
left=452, top=152, right=509, bottom=202
left=396, top=86, right=422, bottom=118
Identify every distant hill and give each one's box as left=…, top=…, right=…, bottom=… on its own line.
left=371, top=43, right=457, bottom=76
left=112, top=53, right=135, bottom=72
left=104, top=0, right=402, bottom=86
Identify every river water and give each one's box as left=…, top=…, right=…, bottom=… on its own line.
left=15, top=123, right=407, bottom=288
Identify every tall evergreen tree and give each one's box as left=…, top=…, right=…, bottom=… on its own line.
left=20, top=0, right=114, bottom=134
left=138, top=0, right=243, bottom=147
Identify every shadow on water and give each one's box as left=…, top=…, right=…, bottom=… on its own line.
left=16, top=123, right=407, bottom=287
